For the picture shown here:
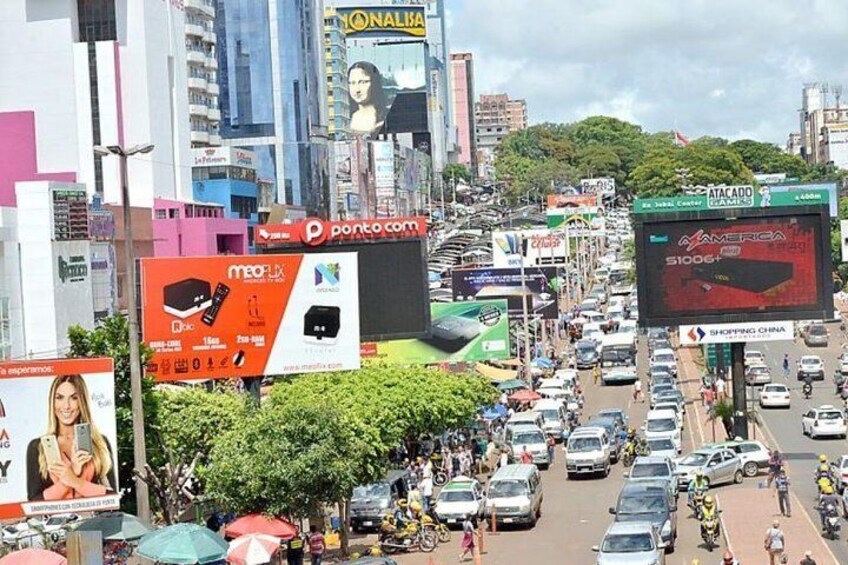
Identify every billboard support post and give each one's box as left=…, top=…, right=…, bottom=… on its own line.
left=518, top=234, right=532, bottom=382
left=731, top=342, right=748, bottom=440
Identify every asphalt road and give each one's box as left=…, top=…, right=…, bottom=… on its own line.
left=754, top=325, right=848, bottom=564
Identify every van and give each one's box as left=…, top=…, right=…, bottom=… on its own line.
left=532, top=399, right=568, bottom=441
left=506, top=411, right=544, bottom=431
left=350, top=470, right=412, bottom=532
left=485, top=464, right=543, bottom=527
left=599, top=333, right=636, bottom=368
left=643, top=409, right=682, bottom=453
left=565, top=428, right=611, bottom=479
left=506, top=425, right=551, bottom=469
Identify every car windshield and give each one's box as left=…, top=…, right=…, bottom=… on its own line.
left=352, top=483, right=390, bottom=501
left=576, top=342, right=595, bottom=353
left=439, top=490, right=475, bottom=502
left=601, top=533, right=654, bottom=553
left=802, top=358, right=820, bottom=365
left=819, top=411, right=842, bottom=420
left=764, top=386, right=787, bottom=393
left=537, top=410, right=560, bottom=422
left=489, top=479, right=528, bottom=498
left=654, top=354, right=674, bottom=363
left=598, top=411, right=623, bottom=422
left=680, top=452, right=709, bottom=466
left=652, top=384, right=673, bottom=394
left=631, top=463, right=670, bottom=478
left=513, top=431, right=545, bottom=444
left=647, top=418, right=676, bottom=433
left=809, top=325, right=827, bottom=335
left=749, top=366, right=767, bottom=374
left=45, top=517, right=67, bottom=526
left=648, top=439, right=675, bottom=452
left=618, top=494, right=667, bottom=515
left=568, top=436, right=602, bottom=452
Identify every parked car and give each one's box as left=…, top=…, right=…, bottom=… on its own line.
left=802, top=405, right=847, bottom=439
left=706, top=439, right=770, bottom=478
left=646, top=437, right=678, bottom=460
left=797, top=355, right=825, bottom=381
left=759, top=383, right=791, bottom=409
left=39, top=514, right=79, bottom=541
left=484, top=464, right=543, bottom=527
left=350, top=470, right=412, bottom=532
left=827, top=455, right=848, bottom=493
left=805, top=323, right=829, bottom=347
left=674, top=448, right=744, bottom=489
left=434, top=477, right=485, bottom=526
left=745, top=363, right=772, bottom=386
left=642, top=410, right=681, bottom=453
left=625, top=456, right=678, bottom=502
left=609, top=483, right=677, bottom=551
left=651, top=349, right=677, bottom=377
left=592, top=521, right=667, bottom=565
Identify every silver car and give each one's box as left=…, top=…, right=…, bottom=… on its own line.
left=593, top=521, right=666, bottom=565
left=674, top=448, right=744, bottom=489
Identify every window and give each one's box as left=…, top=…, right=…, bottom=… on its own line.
left=155, top=209, right=167, bottom=220
left=0, top=298, right=11, bottom=361
left=77, top=0, right=117, bottom=42
left=169, top=208, right=178, bottom=219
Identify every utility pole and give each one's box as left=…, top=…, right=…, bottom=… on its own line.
left=518, top=234, right=532, bottom=384
left=94, top=143, right=154, bottom=522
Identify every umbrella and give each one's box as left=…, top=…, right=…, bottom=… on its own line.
left=533, top=357, right=554, bottom=369
left=496, top=379, right=527, bottom=392
left=0, top=549, right=66, bottom=565
left=227, top=533, right=281, bottom=565
left=137, top=523, right=228, bottom=564
left=224, top=514, right=297, bottom=540
left=481, top=404, right=508, bottom=421
left=509, top=389, right=541, bottom=402
left=72, top=511, right=153, bottom=541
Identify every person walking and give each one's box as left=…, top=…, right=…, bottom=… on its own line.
left=286, top=533, right=305, bottom=565
left=764, top=519, right=785, bottom=565
left=307, top=525, right=325, bottom=565
left=767, top=449, right=785, bottom=487
left=715, top=377, right=727, bottom=402
left=783, top=353, right=790, bottom=379
left=774, top=469, right=791, bottom=517
left=458, top=513, right=476, bottom=561
left=593, top=364, right=601, bottom=386
left=546, top=433, right=556, bottom=463
left=633, top=379, right=644, bottom=403
left=420, top=474, right=434, bottom=513
left=519, top=446, right=533, bottom=465
left=799, top=550, right=817, bottom=565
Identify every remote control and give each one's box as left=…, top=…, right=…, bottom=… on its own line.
left=202, top=283, right=230, bottom=326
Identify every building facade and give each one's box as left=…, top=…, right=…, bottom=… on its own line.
left=475, top=93, right=528, bottom=180
left=215, top=0, right=333, bottom=217
left=449, top=53, right=476, bottom=175
left=324, top=7, right=350, bottom=140
left=798, top=83, right=848, bottom=167
left=186, top=0, right=222, bottom=147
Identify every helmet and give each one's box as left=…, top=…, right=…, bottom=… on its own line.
left=703, top=495, right=714, bottom=507
left=398, top=499, right=408, bottom=508
left=820, top=454, right=828, bottom=463
left=410, top=501, right=423, bottom=514
left=695, top=470, right=704, bottom=478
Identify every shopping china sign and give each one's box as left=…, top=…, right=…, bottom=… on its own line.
left=679, top=321, right=794, bottom=345
left=255, top=217, right=427, bottom=246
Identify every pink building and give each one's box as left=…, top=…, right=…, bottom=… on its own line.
left=449, top=53, right=477, bottom=175
left=153, top=199, right=247, bottom=257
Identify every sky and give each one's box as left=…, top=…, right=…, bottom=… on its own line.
left=445, top=0, right=848, bottom=144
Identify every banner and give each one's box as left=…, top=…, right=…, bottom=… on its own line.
left=580, top=178, right=615, bottom=195
left=363, top=300, right=510, bottom=364
left=547, top=194, right=597, bottom=209
left=492, top=229, right=570, bottom=267
left=141, top=254, right=360, bottom=380
left=337, top=6, right=426, bottom=38
left=679, top=321, right=794, bottom=345
left=451, top=267, right=559, bottom=320
left=0, top=358, right=118, bottom=519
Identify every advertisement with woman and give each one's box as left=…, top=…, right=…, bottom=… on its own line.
left=0, top=358, right=118, bottom=519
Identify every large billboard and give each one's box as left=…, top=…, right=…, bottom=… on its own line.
left=337, top=6, right=426, bottom=39
left=347, top=42, right=429, bottom=136
left=451, top=267, right=560, bottom=320
left=363, top=300, right=510, bottom=364
left=141, top=254, right=361, bottom=380
left=0, top=358, right=118, bottom=519
left=580, top=178, right=615, bottom=196
left=635, top=206, right=833, bottom=326
left=547, top=194, right=598, bottom=209
left=492, top=229, right=570, bottom=268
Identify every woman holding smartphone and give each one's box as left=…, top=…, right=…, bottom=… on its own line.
left=26, top=375, right=116, bottom=501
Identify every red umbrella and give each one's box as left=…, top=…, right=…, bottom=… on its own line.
left=509, top=389, right=541, bottom=402
left=224, top=514, right=298, bottom=540
left=0, top=549, right=66, bottom=565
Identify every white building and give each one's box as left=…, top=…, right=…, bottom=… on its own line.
left=186, top=0, right=222, bottom=147
left=799, top=83, right=848, bottom=167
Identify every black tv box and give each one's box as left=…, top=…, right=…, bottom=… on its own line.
left=692, top=258, right=793, bottom=293
left=424, top=316, right=481, bottom=352
left=304, top=305, right=341, bottom=344
left=163, top=278, right=212, bottom=319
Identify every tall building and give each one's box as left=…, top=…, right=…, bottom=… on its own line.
left=475, top=94, right=528, bottom=179
left=216, top=0, right=333, bottom=217
left=799, top=83, right=848, bottom=167
left=449, top=53, right=476, bottom=175
left=185, top=0, right=222, bottom=147
left=324, top=7, right=350, bottom=140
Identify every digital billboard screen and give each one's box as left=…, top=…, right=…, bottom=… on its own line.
left=451, top=267, right=560, bottom=320
left=635, top=206, right=833, bottom=326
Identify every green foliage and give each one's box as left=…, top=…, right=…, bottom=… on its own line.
left=442, top=163, right=471, bottom=185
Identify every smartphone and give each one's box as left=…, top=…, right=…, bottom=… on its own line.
left=40, top=435, right=62, bottom=466
left=74, top=423, right=92, bottom=453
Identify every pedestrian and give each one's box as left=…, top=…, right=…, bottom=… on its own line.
left=458, top=513, right=476, bottom=561
left=593, top=364, right=601, bottom=386
left=546, top=433, right=556, bottom=463
left=764, top=519, right=785, bottom=565
left=519, top=445, right=533, bottom=465
left=774, top=469, right=791, bottom=518
left=633, top=379, right=644, bottom=403
left=307, top=525, right=325, bottom=565
left=420, top=474, right=433, bottom=513
left=499, top=446, right=509, bottom=468
left=783, top=353, right=790, bottom=379
left=715, top=377, right=727, bottom=402
left=768, top=449, right=785, bottom=487
left=286, top=533, right=305, bottom=565
left=799, top=550, right=817, bottom=565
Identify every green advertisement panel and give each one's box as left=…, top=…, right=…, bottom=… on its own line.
left=370, top=300, right=510, bottom=364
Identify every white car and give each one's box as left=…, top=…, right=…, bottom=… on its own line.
left=744, top=350, right=765, bottom=366
left=434, top=477, right=485, bottom=526
left=745, top=363, right=772, bottom=386
left=802, top=406, right=847, bottom=439
left=797, top=355, right=825, bottom=381
left=759, top=384, right=791, bottom=408
left=39, top=514, right=79, bottom=541
left=1, top=523, right=39, bottom=548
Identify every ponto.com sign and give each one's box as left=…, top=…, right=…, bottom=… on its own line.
left=254, top=217, right=427, bottom=246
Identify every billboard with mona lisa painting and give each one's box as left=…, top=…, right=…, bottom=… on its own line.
left=347, top=41, right=429, bottom=136
left=0, top=358, right=118, bottom=518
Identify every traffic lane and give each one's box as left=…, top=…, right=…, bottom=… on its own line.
left=755, top=338, right=848, bottom=564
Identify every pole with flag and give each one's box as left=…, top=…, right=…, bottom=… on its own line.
left=673, top=130, right=691, bottom=147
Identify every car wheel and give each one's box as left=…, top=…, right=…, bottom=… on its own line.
left=734, top=469, right=744, bottom=484
left=743, top=461, right=759, bottom=477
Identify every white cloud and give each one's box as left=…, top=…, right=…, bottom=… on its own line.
left=710, top=89, right=726, bottom=99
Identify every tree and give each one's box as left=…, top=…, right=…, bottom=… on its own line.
left=67, top=316, right=159, bottom=514
left=442, top=163, right=471, bottom=185
left=576, top=145, right=622, bottom=178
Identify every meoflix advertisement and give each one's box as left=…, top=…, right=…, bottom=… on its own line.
left=140, top=254, right=360, bottom=381
left=364, top=300, right=510, bottom=364
left=0, top=358, right=118, bottom=519
left=451, top=267, right=560, bottom=320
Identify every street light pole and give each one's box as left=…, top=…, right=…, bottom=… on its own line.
left=94, top=143, right=154, bottom=522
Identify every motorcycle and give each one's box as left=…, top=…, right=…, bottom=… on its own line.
left=379, top=516, right=437, bottom=554
left=700, top=513, right=720, bottom=551
left=689, top=490, right=706, bottom=520
left=822, top=503, right=841, bottom=539
left=621, top=438, right=651, bottom=468
left=803, top=382, right=813, bottom=399
left=420, top=509, right=451, bottom=544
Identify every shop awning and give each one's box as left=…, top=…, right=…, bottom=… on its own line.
left=475, top=362, right=518, bottom=382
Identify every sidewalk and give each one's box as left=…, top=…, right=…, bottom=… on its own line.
left=677, top=347, right=839, bottom=564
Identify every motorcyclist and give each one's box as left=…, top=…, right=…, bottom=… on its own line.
left=803, top=373, right=813, bottom=397
left=394, top=500, right=410, bottom=529
left=688, top=470, right=710, bottom=511
left=720, top=549, right=740, bottom=565
left=818, top=484, right=840, bottom=530
left=700, top=495, right=720, bottom=537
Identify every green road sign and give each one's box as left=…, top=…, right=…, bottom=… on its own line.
left=633, top=187, right=829, bottom=214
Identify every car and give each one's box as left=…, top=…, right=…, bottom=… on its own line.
left=532, top=399, right=568, bottom=441
left=652, top=390, right=685, bottom=413
left=651, top=349, right=677, bottom=377
left=802, top=405, right=847, bottom=439
left=706, top=439, right=770, bottom=478
left=759, top=383, right=791, bottom=409
left=674, top=448, right=744, bottom=488
left=575, top=339, right=600, bottom=368
left=588, top=285, right=608, bottom=304
left=646, top=437, right=678, bottom=460
left=649, top=383, right=676, bottom=407
left=434, top=477, right=485, bottom=526
left=592, top=521, right=667, bottom=565
left=602, top=367, right=638, bottom=385
left=797, top=355, right=825, bottom=381
left=609, top=483, right=677, bottom=551
left=643, top=410, right=682, bottom=453
left=38, top=514, right=79, bottom=541
left=585, top=417, right=623, bottom=462
left=1, top=522, right=38, bottom=548
left=744, top=350, right=765, bottom=366
left=827, top=455, right=848, bottom=493
left=580, top=298, right=600, bottom=312
left=744, top=363, right=771, bottom=386
left=649, top=339, right=674, bottom=357
left=653, top=402, right=684, bottom=429
left=626, top=456, right=678, bottom=502
left=508, top=426, right=551, bottom=468
left=650, top=375, right=675, bottom=391
left=648, top=366, right=672, bottom=384
left=596, top=408, right=629, bottom=429
left=565, top=428, right=611, bottom=478
left=805, top=323, right=829, bottom=347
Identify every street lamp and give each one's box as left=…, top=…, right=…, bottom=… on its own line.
left=93, top=143, right=154, bottom=522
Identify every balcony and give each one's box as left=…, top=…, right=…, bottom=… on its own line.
left=185, top=23, right=205, bottom=38
left=190, top=130, right=210, bottom=144
left=205, top=56, right=218, bottom=70
left=189, top=104, right=209, bottom=117
left=208, top=134, right=222, bottom=146
left=187, top=76, right=208, bottom=91
left=206, top=82, right=220, bottom=96
left=203, top=31, right=217, bottom=45
left=185, top=0, right=215, bottom=18
left=207, top=108, right=221, bottom=122
left=187, top=50, right=206, bottom=65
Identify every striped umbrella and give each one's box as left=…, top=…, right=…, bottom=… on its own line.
left=227, top=533, right=281, bottom=565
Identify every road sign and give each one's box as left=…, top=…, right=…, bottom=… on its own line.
left=633, top=188, right=829, bottom=214
left=679, top=321, right=794, bottom=345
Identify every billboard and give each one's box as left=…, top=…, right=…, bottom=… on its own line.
left=451, top=267, right=559, bottom=320
left=347, top=42, right=429, bottom=136
left=337, top=6, right=426, bottom=38
left=635, top=206, right=833, bottom=326
left=364, top=300, right=510, bottom=364
left=0, top=358, right=118, bottom=519
left=255, top=217, right=427, bottom=246
left=769, top=182, right=838, bottom=217
left=679, top=321, right=794, bottom=345
left=580, top=178, right=615, bottom=195
left=141, top=254, right=361, bottom=380
left=492, top=229, right=570, bottom=268
left=191, top=147, right=257, bottom=169
left=547, top=194, right=598, bottom=209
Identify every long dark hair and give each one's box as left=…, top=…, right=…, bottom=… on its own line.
left=348, top=61, right=389, bottom=125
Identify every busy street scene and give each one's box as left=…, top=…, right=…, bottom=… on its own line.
left=1, top=1, right=848, bottom=565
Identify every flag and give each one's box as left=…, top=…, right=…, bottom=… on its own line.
left=674, top=130, right=691, bottom=147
